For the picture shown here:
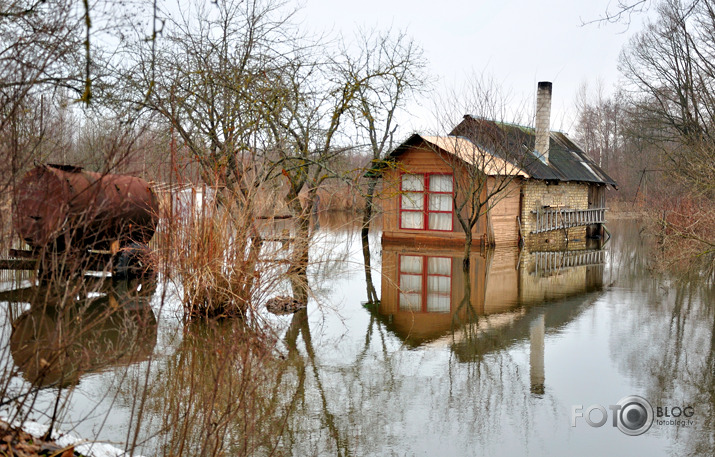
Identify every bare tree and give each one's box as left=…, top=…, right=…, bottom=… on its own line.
left=573, top=82, right=665, bottom=202
left=0, top=0, right=84, bottom=190
left=113, top=0, right=300, bottom=316
left=619, top=0, right=715, bottom=196
left=434, top=75, right=530, bottom=271
left=581, top=0, right=652, bottom=26
left=252, top=47, right=356, bottom=301
left=575, top=81, right=624, bottom=169
left=123, top=0, right=288, bottom=193
left=347, top=30, right=428, bottom=304
left=256, top=29, right=429, bottom=302
left=616, top=0, right=715, bottom=268
left=119, top=0, right=433, bottom=309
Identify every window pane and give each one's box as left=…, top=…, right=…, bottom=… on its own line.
left=402, top=174, right=424, bottom=191
left=427, top=275, right=451, bottom=294
left=428, top=257, right=451, bottom=276
left=428, top=213, right=451, bottom=231
left=400, top=293, right=422, bottom=311
left=429, top=194, right=451, bottom=212
left=402, top=192, right=424, bottom=210
left=427, top=294, right=450, bottom=313
left=400, top=255, right=423, bottom=274
left=400, top=274, right=422, bottom=293
left=429, top=175, right=453, bottom=192
left=401, top=212, right=424, bottom=229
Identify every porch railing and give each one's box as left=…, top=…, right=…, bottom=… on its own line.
left=532, top=249, right=606, bottom=276
left=530, top=207, right=606, bottom=234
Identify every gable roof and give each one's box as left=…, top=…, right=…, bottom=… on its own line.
left=389, top=133, right=530, bottom=178
left=450, top=116, right=617, bottom=187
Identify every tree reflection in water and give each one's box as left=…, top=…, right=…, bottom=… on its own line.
left=607, top=222, right=714, bottom=455
left=1, top=277, right=157, bottom=443
left=1, top=217, right=710, bottom=456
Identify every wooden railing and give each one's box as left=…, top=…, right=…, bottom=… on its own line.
left=531, top=207, right=606, bottom=234
left=532, top=249, right=606, bottom=276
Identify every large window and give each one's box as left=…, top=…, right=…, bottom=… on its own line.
left=400, top=173, right=453, bottom=231
left=398, top=254, right=452, bottom=313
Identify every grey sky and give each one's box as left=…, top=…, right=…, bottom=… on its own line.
left=299, top=0, right=644, bottom=136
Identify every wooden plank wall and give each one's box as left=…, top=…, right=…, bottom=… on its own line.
left=379, top=143, right=488, bottom=244
left=587, top=184, right=606, bottom=209
left=483, top=247, right=520, bottom=314
left=487, top=178, right=522, bottom=246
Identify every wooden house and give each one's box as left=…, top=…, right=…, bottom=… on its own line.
left=378, top=134, right=527, bottom=247
left=379, top=82, right=617, bottom=248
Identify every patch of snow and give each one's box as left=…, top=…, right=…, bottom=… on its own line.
left=0, top=279, right=35, bottom=293
left=2, top=417, right=145, bottom=457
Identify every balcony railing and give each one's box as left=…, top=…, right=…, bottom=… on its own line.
left=532, top=249, right=606, bottom=276
left=530, top=207, right=606, bottom=234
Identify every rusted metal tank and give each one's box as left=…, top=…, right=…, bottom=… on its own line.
left=13, top=164, right=159, bottom=251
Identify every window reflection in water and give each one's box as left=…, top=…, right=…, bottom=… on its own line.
left=398, top=255, right=451, bottom=313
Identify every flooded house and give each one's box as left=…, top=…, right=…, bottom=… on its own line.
left=379, top=82, right=617, bottom=248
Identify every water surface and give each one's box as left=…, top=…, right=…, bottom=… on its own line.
left=0, top=217, right=711, bottom=456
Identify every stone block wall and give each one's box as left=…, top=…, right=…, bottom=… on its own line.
left=520, top=180, right=589, bottom=249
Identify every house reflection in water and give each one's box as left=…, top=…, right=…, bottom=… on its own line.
left=378, top=239, right=605, bottom=395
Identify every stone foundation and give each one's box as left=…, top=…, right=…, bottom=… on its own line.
left=520, top=180, right=589, bottom=249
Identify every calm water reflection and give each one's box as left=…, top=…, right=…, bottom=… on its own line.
left=0, top=217, right=711, bottom=456
left=282, top=218, right=713, bottom=456
left=3, top=279, right=157, bottom=387
left=378, top=243, right=604, bottom=346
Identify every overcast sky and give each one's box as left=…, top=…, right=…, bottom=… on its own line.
left=298, top=0, right=646, bottom=136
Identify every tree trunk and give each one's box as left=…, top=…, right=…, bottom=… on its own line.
left=288, top=192, right=311, bottom=304
left=361, top=178, right=379, bottom=304
left=463, top=230, right=472, bottom=273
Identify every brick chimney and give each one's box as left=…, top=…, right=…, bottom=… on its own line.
left=535, top=81, right=552, bottom=165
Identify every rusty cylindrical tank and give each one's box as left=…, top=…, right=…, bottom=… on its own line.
left=13, top=164, right=159, bottom=251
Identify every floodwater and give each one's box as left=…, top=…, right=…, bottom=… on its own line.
left=0, top=217, right=713, bottom=456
